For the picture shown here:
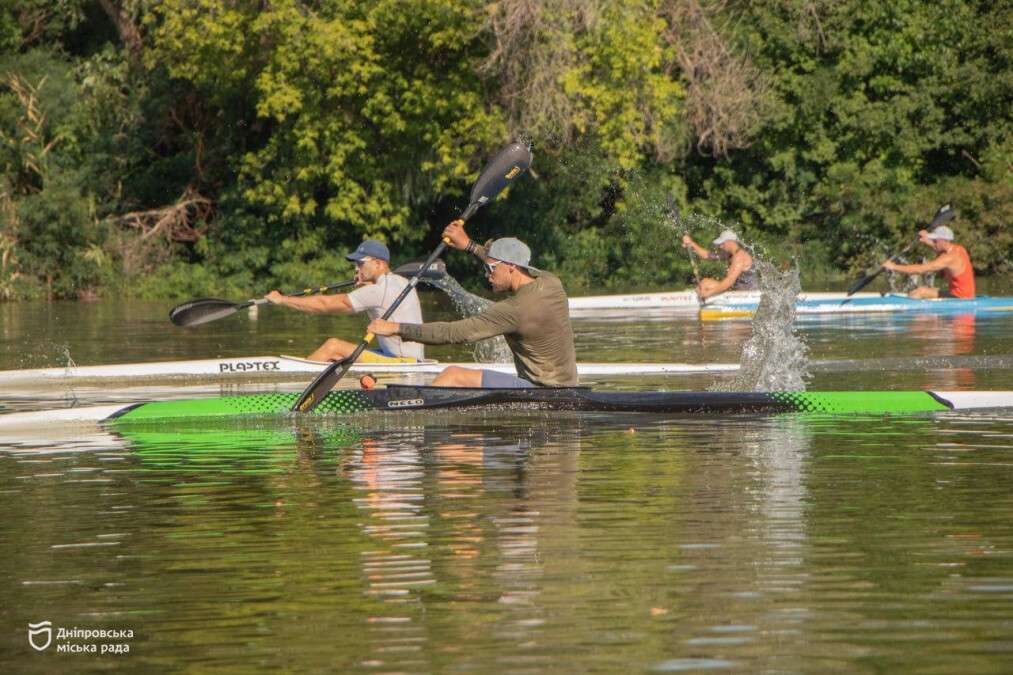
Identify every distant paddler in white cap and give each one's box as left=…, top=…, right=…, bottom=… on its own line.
left=368, top=219, right=577, bottom=388
left=681, top=229, right=756, bottom=300
left=882, top=225, right=976, bottom=299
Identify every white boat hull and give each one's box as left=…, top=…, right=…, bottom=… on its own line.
left=0, top=355, right=738, bottom=387
left=568, top=289, right=881, bottom=311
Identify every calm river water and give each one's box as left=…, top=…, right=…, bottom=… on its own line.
left=2, top=293, right=1012, bottom=672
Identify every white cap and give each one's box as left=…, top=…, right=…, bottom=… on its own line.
left=712, top=229, right=739, bottom=246
left=924, top=225, right=954, bottom=241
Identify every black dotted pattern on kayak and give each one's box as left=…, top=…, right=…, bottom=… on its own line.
left=770, top=392, right=810, bottom=412
left=192, top=391, right=373, bottom=415
left=310, top=390, right=374, bottom=414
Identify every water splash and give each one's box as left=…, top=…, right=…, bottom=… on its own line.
left=423, top=276, right=513, bottom=363
left=678, top=211, right=736, bottom=233
left=711, top=260, right=810, bottom=392
left=61, top=345, right=79, bottom=407
left=674, top=210, right=777, bottom=263
left=60, top=345, right=77, bottom=373
left=886, top=254, right=932, bottom=294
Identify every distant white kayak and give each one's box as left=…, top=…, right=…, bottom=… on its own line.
left=700, top=293, right=1013, bottom=319
left=0, top=354, right=739, bottom=387
left=568, top=289, right=1013, bottom=319
left=567, top=290, right=881, bottom=311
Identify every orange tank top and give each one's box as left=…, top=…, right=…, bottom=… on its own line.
left=944, top=244, right=975, bottom=299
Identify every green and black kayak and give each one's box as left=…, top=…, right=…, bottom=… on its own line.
left=1, top=386, right=1011, bottom=428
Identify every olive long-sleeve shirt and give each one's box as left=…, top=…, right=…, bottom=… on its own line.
left=398, top=271, right=578, bottom=387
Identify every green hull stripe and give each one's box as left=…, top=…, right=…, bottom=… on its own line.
left=115, top=391, right=373, bottom=421
left=769, top=391, right=950, bottom=413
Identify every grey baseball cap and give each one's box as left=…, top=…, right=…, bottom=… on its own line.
left=924, top=225, right=955, bottom=241
left=346, top=239, right=390, bottom=262
left=487, top=237, right=540, bottom=276
left=712, top=229, right=739, bottom=245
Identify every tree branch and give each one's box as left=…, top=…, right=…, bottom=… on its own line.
left=97, top=0, right=144, bottom=59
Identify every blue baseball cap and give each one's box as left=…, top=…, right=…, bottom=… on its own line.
left=346, top=239, right=390, bottom=262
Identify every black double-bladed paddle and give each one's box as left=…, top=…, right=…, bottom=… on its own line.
left=169, top=282, right=356, bottom=327
left=169, top=262, right=448, bottom=327
left=290, top=141, right=533, bottom=413
left=845, top=204, right=955, bottom=297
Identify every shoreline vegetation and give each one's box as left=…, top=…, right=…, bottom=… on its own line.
left=1, top=1, right=1010, bottom=302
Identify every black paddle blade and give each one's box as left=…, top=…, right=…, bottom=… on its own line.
left=931, top=204, right=955, bottom=227
left=169, top=298, right=242, bottom=327
left=846, top=270, right=879, bottom=296
left=466, top=142, right=532, bottom=214
left=393, top=259, right=447, bottom=281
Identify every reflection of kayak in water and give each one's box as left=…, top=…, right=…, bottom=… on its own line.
left=106, top=425, right=362, bottom=473
left=3, top=385, right=1013, bottom=427
left=700, top=294, right=1013, bottom=320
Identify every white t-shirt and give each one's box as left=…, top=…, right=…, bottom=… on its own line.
left=347, top=273, right=424, bottom=359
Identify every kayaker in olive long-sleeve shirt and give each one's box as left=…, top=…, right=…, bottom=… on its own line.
left=367, top=220, right=578, bottom=388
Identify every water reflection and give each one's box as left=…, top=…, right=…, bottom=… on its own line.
left=910, top=314, right=977, bottom=389
left=3, top=411, right=1013, bottom=671
left=335, top=422, right=581, bottom=670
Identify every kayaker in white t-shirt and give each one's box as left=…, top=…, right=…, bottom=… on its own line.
left=264, top=240, right=424, bottom=362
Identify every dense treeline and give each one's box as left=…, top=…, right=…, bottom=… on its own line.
left=1, top=0, right=1009, bottom=300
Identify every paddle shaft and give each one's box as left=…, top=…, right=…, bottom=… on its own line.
left=846, top=238, right=918, bottom=296
left=290, top=142, right=532, bottom=413
left=290, top=242, right=450, bottom=413
left=170, top=280, right=359, bottom=326
left=668, top=202, right=703, bottom=292
left=358, top=243, right=448, bottom=353
left=291, top=210, right=483, bottom=413
left=846, top=204, right=955, bottom=297
left=249, top=281, right=356, bottom=308
left=265, top=259, right=444, bottom=306
left=685, top=237, right=703, bottom=287
left=172, top=257, right=454, bottom=327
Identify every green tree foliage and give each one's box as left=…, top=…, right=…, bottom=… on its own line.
left=0, top=0, right=1009, bottom=299
left=685, top=0, right=1012, bottom=273
left=151, top=0, right=507, bottom=241
left=0, top=50, right=100, bottom=298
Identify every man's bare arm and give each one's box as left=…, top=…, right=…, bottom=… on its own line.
left=264, top=291, right=355, bottom=314
left=681, top=235, right=711, bottom=259
left=884, top=253, right=953, bottom=275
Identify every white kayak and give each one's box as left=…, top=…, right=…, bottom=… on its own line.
left=567, top=290, right=881, bottom=312
left=699, top=293, right=1013, bottom=319
left=0, top=354, right=739, bottom=387
left=567, top=288, right=1013, bottom=319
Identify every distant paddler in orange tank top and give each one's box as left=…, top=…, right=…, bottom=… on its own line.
left=882, top=225, right=976, bottom=299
